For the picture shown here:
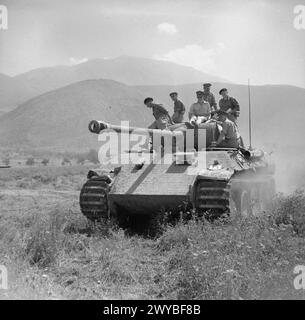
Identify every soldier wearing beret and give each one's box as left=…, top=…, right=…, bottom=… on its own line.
left=144, top=97, right=172, bottom=130
left=218, top=88, right=240, bottom=123
left=169, top=92, right=185, bottom=124
left=202, top=83, right=217, bottom=112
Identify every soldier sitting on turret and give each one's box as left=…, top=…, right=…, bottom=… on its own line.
left=144, top=97, right=173, bottom=130
left=211, top=110, right=241, bottom=148
left=188, top=91, right=211, bottom=126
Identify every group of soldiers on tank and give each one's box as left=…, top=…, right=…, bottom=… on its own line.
left=143, top=83, right=242, bottom=148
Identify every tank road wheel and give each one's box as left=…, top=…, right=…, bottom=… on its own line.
left=79, top=176, right=111, bottom=222
left=194, top=180, right=231, bottom=219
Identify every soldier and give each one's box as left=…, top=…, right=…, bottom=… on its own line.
left=211, top=110, right=241, bottom=148
left=169, top=92, right=185, bottom=123
left=169, top=92, right=185, bottom=124
left=202, top=83, right=217, bottom=112
left=144, top=97, right=172, bottom=130
left=188, top=91, right=211, bottom=125
left=218, top=88, right=240, bottom=123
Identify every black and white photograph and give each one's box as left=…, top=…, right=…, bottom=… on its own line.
left=0, top=0, right=305, bottom=305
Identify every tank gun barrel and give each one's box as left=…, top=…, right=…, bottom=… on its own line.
left=88, top=120, right=184, bottom=137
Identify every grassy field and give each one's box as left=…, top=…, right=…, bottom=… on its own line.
left=0, top=165, right=305, bottom=300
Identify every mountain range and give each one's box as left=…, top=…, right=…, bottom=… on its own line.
left=0, top=78, right=304, bottom=153
left=0, top=56, right=227, bottom=113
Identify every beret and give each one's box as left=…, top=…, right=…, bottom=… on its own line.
left=144, top=97, right=153, bottom=104
left=219, top=88, right=228, bottom=95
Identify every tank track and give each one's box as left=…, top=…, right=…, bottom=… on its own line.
left=195, top=180, right=231, bottom=217
left=79, top=176, right=111, bottom=221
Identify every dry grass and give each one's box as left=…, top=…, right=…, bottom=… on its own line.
left=0, top=166, right=305, bottom=300
left=0, top=165, right=91, bottom=190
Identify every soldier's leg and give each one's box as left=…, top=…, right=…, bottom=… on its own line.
left=155, top=116, right=170, bottom=130
left=218, top=139, right=239, bottom=148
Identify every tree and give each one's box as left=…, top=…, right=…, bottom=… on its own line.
left=26, top=157, right=35, bottom=166
left=61, top=157, right=71, bottom=166
left=41, top=158, right=49, bottom=166
left=3, top=156, right=10, bottom=166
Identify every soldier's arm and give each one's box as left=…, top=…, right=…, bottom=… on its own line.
left=180, top=101, right=186, bottom=114
left=207, top=102, right=211, bottom=116
left=216, top=131, right=225, bottom=145
left=212, top=94, right=217, bottom=109
left=218, top=99, right=223, bottom=110
left=216, top=122, right=228, bottom=145
left=188, top=104, right=194, bottom=120
left=231, top=98, right=240, bottom=111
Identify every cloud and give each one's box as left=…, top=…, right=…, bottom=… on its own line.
left=157, top=22, right=178, bottom=35
left=154, top=44, right=225, bottom=73
left=69, top=57, right=88, bottom=65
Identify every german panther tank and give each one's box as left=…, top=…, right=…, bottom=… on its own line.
left=80, top=120, right=275, bottom=222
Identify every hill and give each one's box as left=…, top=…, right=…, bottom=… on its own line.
left=0, top=79, right=304, bottom=154
left=0, top=56, right=227, bottom=113
left=0, top=79, right=149, bottom=150
left=0, top=73, right=35, bottom=113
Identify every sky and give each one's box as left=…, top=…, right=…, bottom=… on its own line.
left=0, top=0, right=304, bottom=87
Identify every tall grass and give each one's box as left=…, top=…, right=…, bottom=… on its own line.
left=0, top=189, right=305, bottom=299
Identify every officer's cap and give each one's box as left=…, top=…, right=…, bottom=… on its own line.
left=169, top=92, right=178, bottom=97
left=203, top=83, right=212, bottom=88
left=196, top=90, right=204, bottom=96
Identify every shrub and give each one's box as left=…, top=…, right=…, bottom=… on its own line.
left=24, top=212, right=63, bottom=267
left=41, top=158, right=49, bottom=166
left=61, top=158, right=71, bottom=166
left=3, top=156, right=10, bottom=166
left=26, top=157, right=35, bottom=166
left=272, top=189, right=305, bottom=236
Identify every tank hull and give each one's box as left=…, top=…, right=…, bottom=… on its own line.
left=80, top=150, right=275, bottom=221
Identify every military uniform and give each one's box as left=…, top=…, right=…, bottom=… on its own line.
left=219, top=96, right=240, bottom=123
left=148, top=103, right=172, bottom=130
left=203, top=83, right=217, bottom=111
left=217, top=116, right=241, bottom=148
left=203, top=92, right=217, bottom=111
left=189, top=101, right=211, bottom=119
left=172, top=100, right=185, bottom=123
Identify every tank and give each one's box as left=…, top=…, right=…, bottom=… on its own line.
left=80, top=120, right=275, bottom=222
